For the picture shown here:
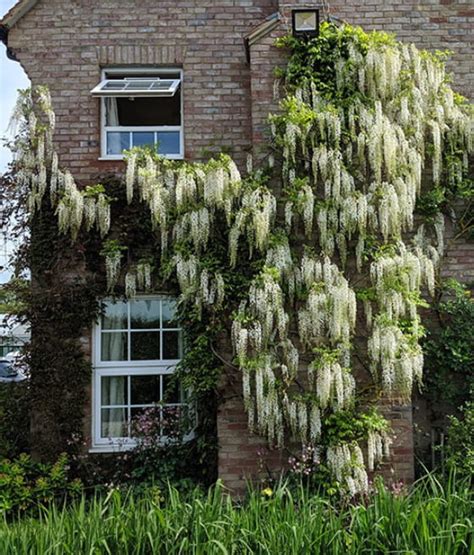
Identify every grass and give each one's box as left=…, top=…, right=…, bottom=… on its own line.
left=0, top=473, right=472, bottom=554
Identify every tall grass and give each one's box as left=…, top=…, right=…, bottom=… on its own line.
left=0, top=473, right=472, bottom=554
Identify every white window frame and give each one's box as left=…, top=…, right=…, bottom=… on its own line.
left=97, top=67, right=184, bottom=162
left=91, top=77, right=181, bottom=97
left=90, top=295, right=194, bottom=453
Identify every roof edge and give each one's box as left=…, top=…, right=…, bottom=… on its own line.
left=245, top=12, right=282, bottom=47
left=0, top=0, right=38, bottom=28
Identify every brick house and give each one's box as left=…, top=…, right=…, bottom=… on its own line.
left=1, top=0, right=472, bottom=490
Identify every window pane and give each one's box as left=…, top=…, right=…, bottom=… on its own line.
left=163, top=374, right=180, bottom=403
left=102, top=301, right=128, bottom=330
left=162, top=405, right=182, bottom=437
left=125, top=79, right=155, bottom=90
left=115, top=96, right=180, bottom=127
left=103, top=81, right=125, bottom=91
left=101, top=408, right=127, bottom=438
left=101, top=376, right=128, bottom=406
left=131, top=406, right=162, bottom=438
left=131, top=299, right=161, bottom=329
left=162, top=300, right=178, bottom=328
left=163, top=330, right=182, bottom=360
left=131, top=375, right=161, bottom=405
left=176, top=404, right=195, bottom=434
left=131, top=331, right=160, bottom=360
left=107, top=131, right=129, bottom=155
left=156, top=131, right=180, bottom=155
left=101, top=332, right=128, bottom=361
left=132, top=132, right=155, bottom=148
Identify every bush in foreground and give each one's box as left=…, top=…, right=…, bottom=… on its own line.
left=0, top=473, right=472, bottom=554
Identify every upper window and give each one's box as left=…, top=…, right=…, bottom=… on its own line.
left=92, top=297, right=192, bottom=451
left=91, top=68, right=183, bottom=160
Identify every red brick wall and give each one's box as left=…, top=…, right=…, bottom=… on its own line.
left=6, top=0, right=473, bottom=490
left=221, top=0, right=473, bottom=490
left=8, top=0, right=279, bottom=180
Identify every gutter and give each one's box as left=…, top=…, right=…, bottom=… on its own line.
left=0, top=25, right=19, bottom=62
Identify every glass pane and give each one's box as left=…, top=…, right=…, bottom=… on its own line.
left=101, top=332, right=128, bottom=361
left=126, top=80, right=153, bottom=89
left=131, top=331, right=160, bottom=360
left=101, top=376, right=128, bottom=406
left=131, top=375, right=161, bottom=405
left=132, top=132, right=155, bottom=148
left=150, top=80, right=175, bottom=91
left=163, top=374, right=180, bottom=403
left=176, top=404, right=195, bottom=434
left=163, top=330, right=182, bottom=360
left=156, top=131, right=180, bottom=155
left=295, top=11, right=317, bottom=31
left=131, top=406, right=162, bottom=438
left=107, top=131, right=130, bottom=155
left=162, top=299, right=178, bottom=328
left=131, top=299, right=161, bottom=329
left=101, top=408, right=127, bottom=438
left=103, top=81, right=126, bottom=91
left=102, top=301, right=128, bottom=330
left=161, top=405, right=182, bottom=437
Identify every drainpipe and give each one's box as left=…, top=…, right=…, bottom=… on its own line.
left=0, top=25, right=19, bottom=62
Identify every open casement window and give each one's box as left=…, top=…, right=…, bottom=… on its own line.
left=92, top=69, right=183, bottom=160
left=91, top=297, right=195, bottom=452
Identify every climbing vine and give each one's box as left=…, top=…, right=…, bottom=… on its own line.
left=7, top=23, right=473, bottom=494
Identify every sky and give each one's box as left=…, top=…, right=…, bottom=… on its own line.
left=1, top=0, right=30, bottom=172
left=0, top=0, right=30, bottom=284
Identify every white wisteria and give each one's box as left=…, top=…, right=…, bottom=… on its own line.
left=10, top=24, right=473, bottom=495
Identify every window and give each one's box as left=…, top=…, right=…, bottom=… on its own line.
left=92, top=297, right=193, bottom=451
left=91, top=68, right=183, bottom=160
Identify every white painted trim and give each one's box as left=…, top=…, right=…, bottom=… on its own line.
left=91, top=78, right=180, bottom=97
left=91, top=296, right=195, bottom=450
left=98, top=67, right=184, bottom=160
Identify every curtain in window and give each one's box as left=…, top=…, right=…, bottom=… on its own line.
left=102, top=328, right=127, bottom=438
left=105, top=97, right=119, bottom=126
left=102, top=375, right=126, bottom=438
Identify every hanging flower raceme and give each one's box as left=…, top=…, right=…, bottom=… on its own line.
left=326, top=443, right=368, bottom=496
left=367, top=316, right=424, bottom=399
left=229, top=186, right=277, bottom=266
left=297, top=255, right=357, bottom=348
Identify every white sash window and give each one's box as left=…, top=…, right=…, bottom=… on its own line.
left=91, top=68, right=183, bottom=161
left=91, top=297, right=193, bottom=452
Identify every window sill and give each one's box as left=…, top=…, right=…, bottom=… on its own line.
left=89, top=444, right=134, bottom=454
left=98, top=155, right=184, bottom=162
left=89, top=432, right=196, bottom=454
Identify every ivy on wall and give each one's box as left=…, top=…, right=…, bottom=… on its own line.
left=6, top=23, right=473, bottom=493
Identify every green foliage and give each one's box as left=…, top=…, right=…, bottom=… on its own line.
left=445, top=401, right=474, bottom=478
left=4, top=21, right=473, bottom=494
left=0, top=382, right=30, bottom=458
left=423, top=279, right=474, bottom=412
left=0, top=453, right=82, bottom=518
left=277, top=22, right=396, bottom=102
left=0, top=475, right=472, bottom=553
left=324, top=407, right=389, bottom=445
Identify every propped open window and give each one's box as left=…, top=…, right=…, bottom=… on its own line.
left=91, top=78, right=180, bottom=97
left=93, top=69, right=183, bottom=160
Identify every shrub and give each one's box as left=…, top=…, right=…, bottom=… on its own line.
left=445, top=401, right=474, bottom=479
left=0, top=453, right=82, bottom=517
left=423, top=279, right=474, bottom=414
left=0, top=381, right=30, bottom=458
